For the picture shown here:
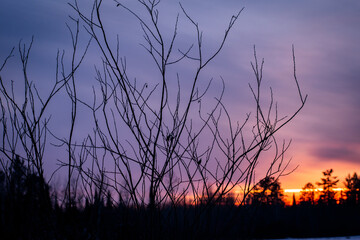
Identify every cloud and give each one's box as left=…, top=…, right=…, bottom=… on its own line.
left=311, top=144, right=360, bottom=164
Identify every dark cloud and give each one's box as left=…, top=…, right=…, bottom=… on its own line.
left=311, top=145, right=360, bottom=164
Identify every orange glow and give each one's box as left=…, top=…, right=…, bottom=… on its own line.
left=273, top=145, right=360, bottom=191
left=283, top=188, right=347, bottom=205
left=182, top=187, right=349, bottom=206
left=285, top=188, right=345, bottom=193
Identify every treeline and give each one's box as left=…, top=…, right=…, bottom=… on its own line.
left=1, top=158, right=360, bottom=239
left=297, top=169, right=360, bottom=206
left=245, top=169, right=360, bottom=207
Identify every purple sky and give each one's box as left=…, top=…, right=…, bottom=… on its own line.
left=1, top=0, right=360, bottom=189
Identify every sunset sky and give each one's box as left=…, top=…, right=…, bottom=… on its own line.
left=1, top=0, right=360, bottom=191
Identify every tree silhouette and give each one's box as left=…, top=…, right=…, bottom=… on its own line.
left=300, top=182, right=316, bottom=205
left=0, top=155, right=53, bottom=239
left=7, top=155, right=27, bottom=203
left=316, top=169, right=339, bottom=205
left=344, top=172, right=360, bottom=205
left=249, top=176, right=284, bottom=206
left=292, top=193, right=297, bottom=206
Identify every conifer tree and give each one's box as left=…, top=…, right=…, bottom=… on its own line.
left=300, top=182, right=316, bottom=205
left=344, top=172, right=360, bottom=205
left=250, top=177, right=284, bottom=206
left=316, top=169, right=339, bottom=205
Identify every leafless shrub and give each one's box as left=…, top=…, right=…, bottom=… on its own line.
left=67, top=0, right=307, bottom=212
